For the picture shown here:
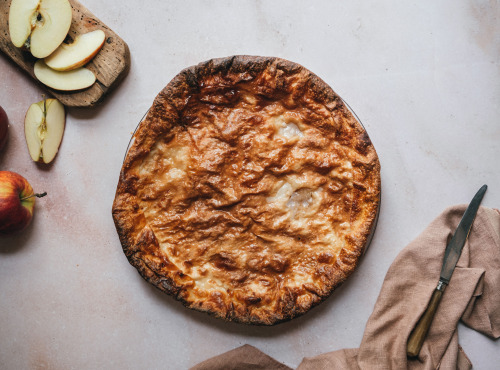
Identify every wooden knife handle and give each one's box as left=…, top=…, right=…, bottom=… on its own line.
left=406, top=287, right=444, bottom=357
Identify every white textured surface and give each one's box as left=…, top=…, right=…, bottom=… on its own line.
left=1, top=1, right=499, bottom=369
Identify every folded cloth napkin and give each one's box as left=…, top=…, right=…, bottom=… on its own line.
left=191, top=206, right=500, bottom=370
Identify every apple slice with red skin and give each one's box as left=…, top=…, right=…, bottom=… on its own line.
left=45, top=30, right=106, bottom=71
left=0, top=171, right=46, bottom=235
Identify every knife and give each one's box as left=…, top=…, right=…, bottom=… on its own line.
left=406, top=184, right=488, bottom=358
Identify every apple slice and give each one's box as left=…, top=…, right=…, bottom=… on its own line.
left=25, top=98, right=65, bottom=164
left=44, top=30, right=106, bottom=71
left=9, top=0, right=72, bottom=58
left=8, top=0, right=39, bottom=48
left=34, top=60, right=96, bottom=91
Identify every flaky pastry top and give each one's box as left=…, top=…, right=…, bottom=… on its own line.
left=112, top=56, right=381, bottom=325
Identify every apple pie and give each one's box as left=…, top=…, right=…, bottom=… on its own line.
left=112, top=56, right=381, bottom=325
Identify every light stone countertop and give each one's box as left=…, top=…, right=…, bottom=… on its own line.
left=1, top=1, right=499, bottom=369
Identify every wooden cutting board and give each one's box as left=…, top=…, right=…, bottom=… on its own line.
left=0, top=0, right=130, bottom=107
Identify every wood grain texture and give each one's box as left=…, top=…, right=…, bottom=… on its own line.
left=407, top=288, right=444, bottom=358
left=0, top=0, right=130, bottom=107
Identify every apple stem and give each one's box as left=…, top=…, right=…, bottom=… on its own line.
left=20, top=192, right=47, bottom=201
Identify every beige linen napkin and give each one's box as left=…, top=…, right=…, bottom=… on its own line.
left=191, top=206, right=500, bottom=370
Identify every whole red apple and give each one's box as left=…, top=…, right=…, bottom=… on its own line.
left=0, top=171, right=46, bottom=235
left=0, top=106, right=8, bottom=151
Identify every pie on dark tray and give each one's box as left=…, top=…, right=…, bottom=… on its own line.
left=112, top=56, right=381, bottom=325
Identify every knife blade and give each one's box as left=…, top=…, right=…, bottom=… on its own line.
left=406, top=185, right=487, bottom=358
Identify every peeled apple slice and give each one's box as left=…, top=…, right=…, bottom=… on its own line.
left=34, top=60, right=96, bottom=91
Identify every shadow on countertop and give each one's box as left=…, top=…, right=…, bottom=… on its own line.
left=135, top=263, right=363, bottom=339
left=0, top=219, right=37, bottom=254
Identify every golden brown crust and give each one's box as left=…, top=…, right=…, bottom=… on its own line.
left=112, top=56, right=381, bottom=325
